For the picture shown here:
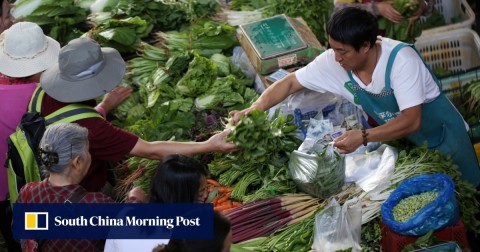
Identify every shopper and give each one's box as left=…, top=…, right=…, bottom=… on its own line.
left=16, top=123, right=141, bottom=251
left=38, top=37, right=236, bottom=193
left=0, top=22, right=133, bottom=252
left=0, top=21, right=61, bottom=252
left=104, top=154, right=210, bottom=252
left=230, top=7, right=480, bottom=187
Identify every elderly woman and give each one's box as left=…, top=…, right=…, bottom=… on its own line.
left=16, top=123, right=142, bottom=252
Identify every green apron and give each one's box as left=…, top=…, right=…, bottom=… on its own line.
left=345, top=43, right=480, bottom=186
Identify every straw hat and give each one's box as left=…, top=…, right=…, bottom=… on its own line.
left=0, top=22, right=60, bottom=78
left=40, top=37, right=126, bottom=103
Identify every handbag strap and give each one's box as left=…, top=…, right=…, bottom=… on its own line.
left=37, top=186, right=88, bottom=251
left=64, top=186, right=88, bottom=204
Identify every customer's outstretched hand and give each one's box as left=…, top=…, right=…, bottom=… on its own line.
left=206, top=129, right=238, bottom=153
left=97, top=86, right=133, bottom=114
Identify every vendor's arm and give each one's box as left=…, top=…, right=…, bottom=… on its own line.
left=334, top=105, right=422, bottom=153
left=229, top=73, right=304, bottom=124
left=129, top=129, right=237, bottom=159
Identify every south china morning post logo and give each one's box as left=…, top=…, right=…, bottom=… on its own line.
left=14, top=203, right=213, bottom=239
left=24, top=212, right=48, bottom=230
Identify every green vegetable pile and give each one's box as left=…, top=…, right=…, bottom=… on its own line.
left=154, top=20, right=238, bottom=58
left=225, top=110, right=298, bottom=159
left=12, top=0, right=88, bottom=45
left=261, top=214, right=315, bottom=252
left=88, top=16, right=152, bottom=53
left=392, top=191, right=438, bottom=222
left=360, top=221, right=381, bottom=252
left=209, top=110, right=301, bottom=203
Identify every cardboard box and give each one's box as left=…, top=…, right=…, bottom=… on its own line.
left=237, top=14, right=324, bottom=75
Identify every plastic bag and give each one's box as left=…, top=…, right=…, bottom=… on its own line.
left=381, top=173, right=459, bottom=236
left=289, top=144, right=345, bottom=199
left=284, top=89, right=338, bottom=117
left=344, top=143, right=398, bottom=192
left=312, top=198, right=362, bottom=252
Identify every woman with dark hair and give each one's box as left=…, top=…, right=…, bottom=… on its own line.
left=157, top=211, right=232, bottom=252
left=150, top=154, right=209, bottom=204
left=104, top=154, right=209, bottom=252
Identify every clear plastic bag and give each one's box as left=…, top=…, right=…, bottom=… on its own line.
left=344, top=143, right=398, bottom=192
left=312, top=198, right=362, bottom=252
left=289, top=144, right=345, bottom=199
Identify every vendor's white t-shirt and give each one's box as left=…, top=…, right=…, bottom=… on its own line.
left=295, top=37, right=441, bottom=112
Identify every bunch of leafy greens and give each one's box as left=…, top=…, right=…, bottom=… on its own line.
left=112, top=0, right=219, bottom=32
left=379, top=0, right=422, bottom=42
left=176, top=52, right=218, bottom=97
left=88, top=16, right=152, bottom=53
left=208, top=110, right=301, bottom=202
left=154, top=19, right=238, bottom=58
left=12, top=0, right=88, bottom=45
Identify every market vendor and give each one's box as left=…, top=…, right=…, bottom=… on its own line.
left=230, top=7, right=480, bottom=187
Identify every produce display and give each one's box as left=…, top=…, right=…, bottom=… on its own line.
left=10, top=0, right=480, bottom=250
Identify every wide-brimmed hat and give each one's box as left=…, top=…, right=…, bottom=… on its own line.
left=0, top=22, right=60, bottom=78
left=40, top=37, right=126, bottom=103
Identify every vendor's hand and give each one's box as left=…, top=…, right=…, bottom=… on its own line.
left=97, top=86, right=133, bottom=114
left=206, top=129, right=238, bottom=153
left=229, top=107, right=257, bottom=126
left=377, top=1, right=404, bottom=23
left=128, top=186, right=147, bottom=203
left=333, top=130, right=363, bottom=154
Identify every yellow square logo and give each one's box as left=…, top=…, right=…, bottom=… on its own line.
left=25, top=212, right=48, bottom=230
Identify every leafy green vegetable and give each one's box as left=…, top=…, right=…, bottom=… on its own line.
left=209, top=110, right=301, bottom=202
left=176, top=52, right=217, bottom=97
left=13, top=0, right=88, bottom=45
left=113, top=0, right=219, bottom=32
left=155, top=20, right=238, bottom=58
left=378, top=0, right=422, bottom=42
left=360, top=220, right=381, bottom=252
left=88, top=16, right=152, bottom=53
